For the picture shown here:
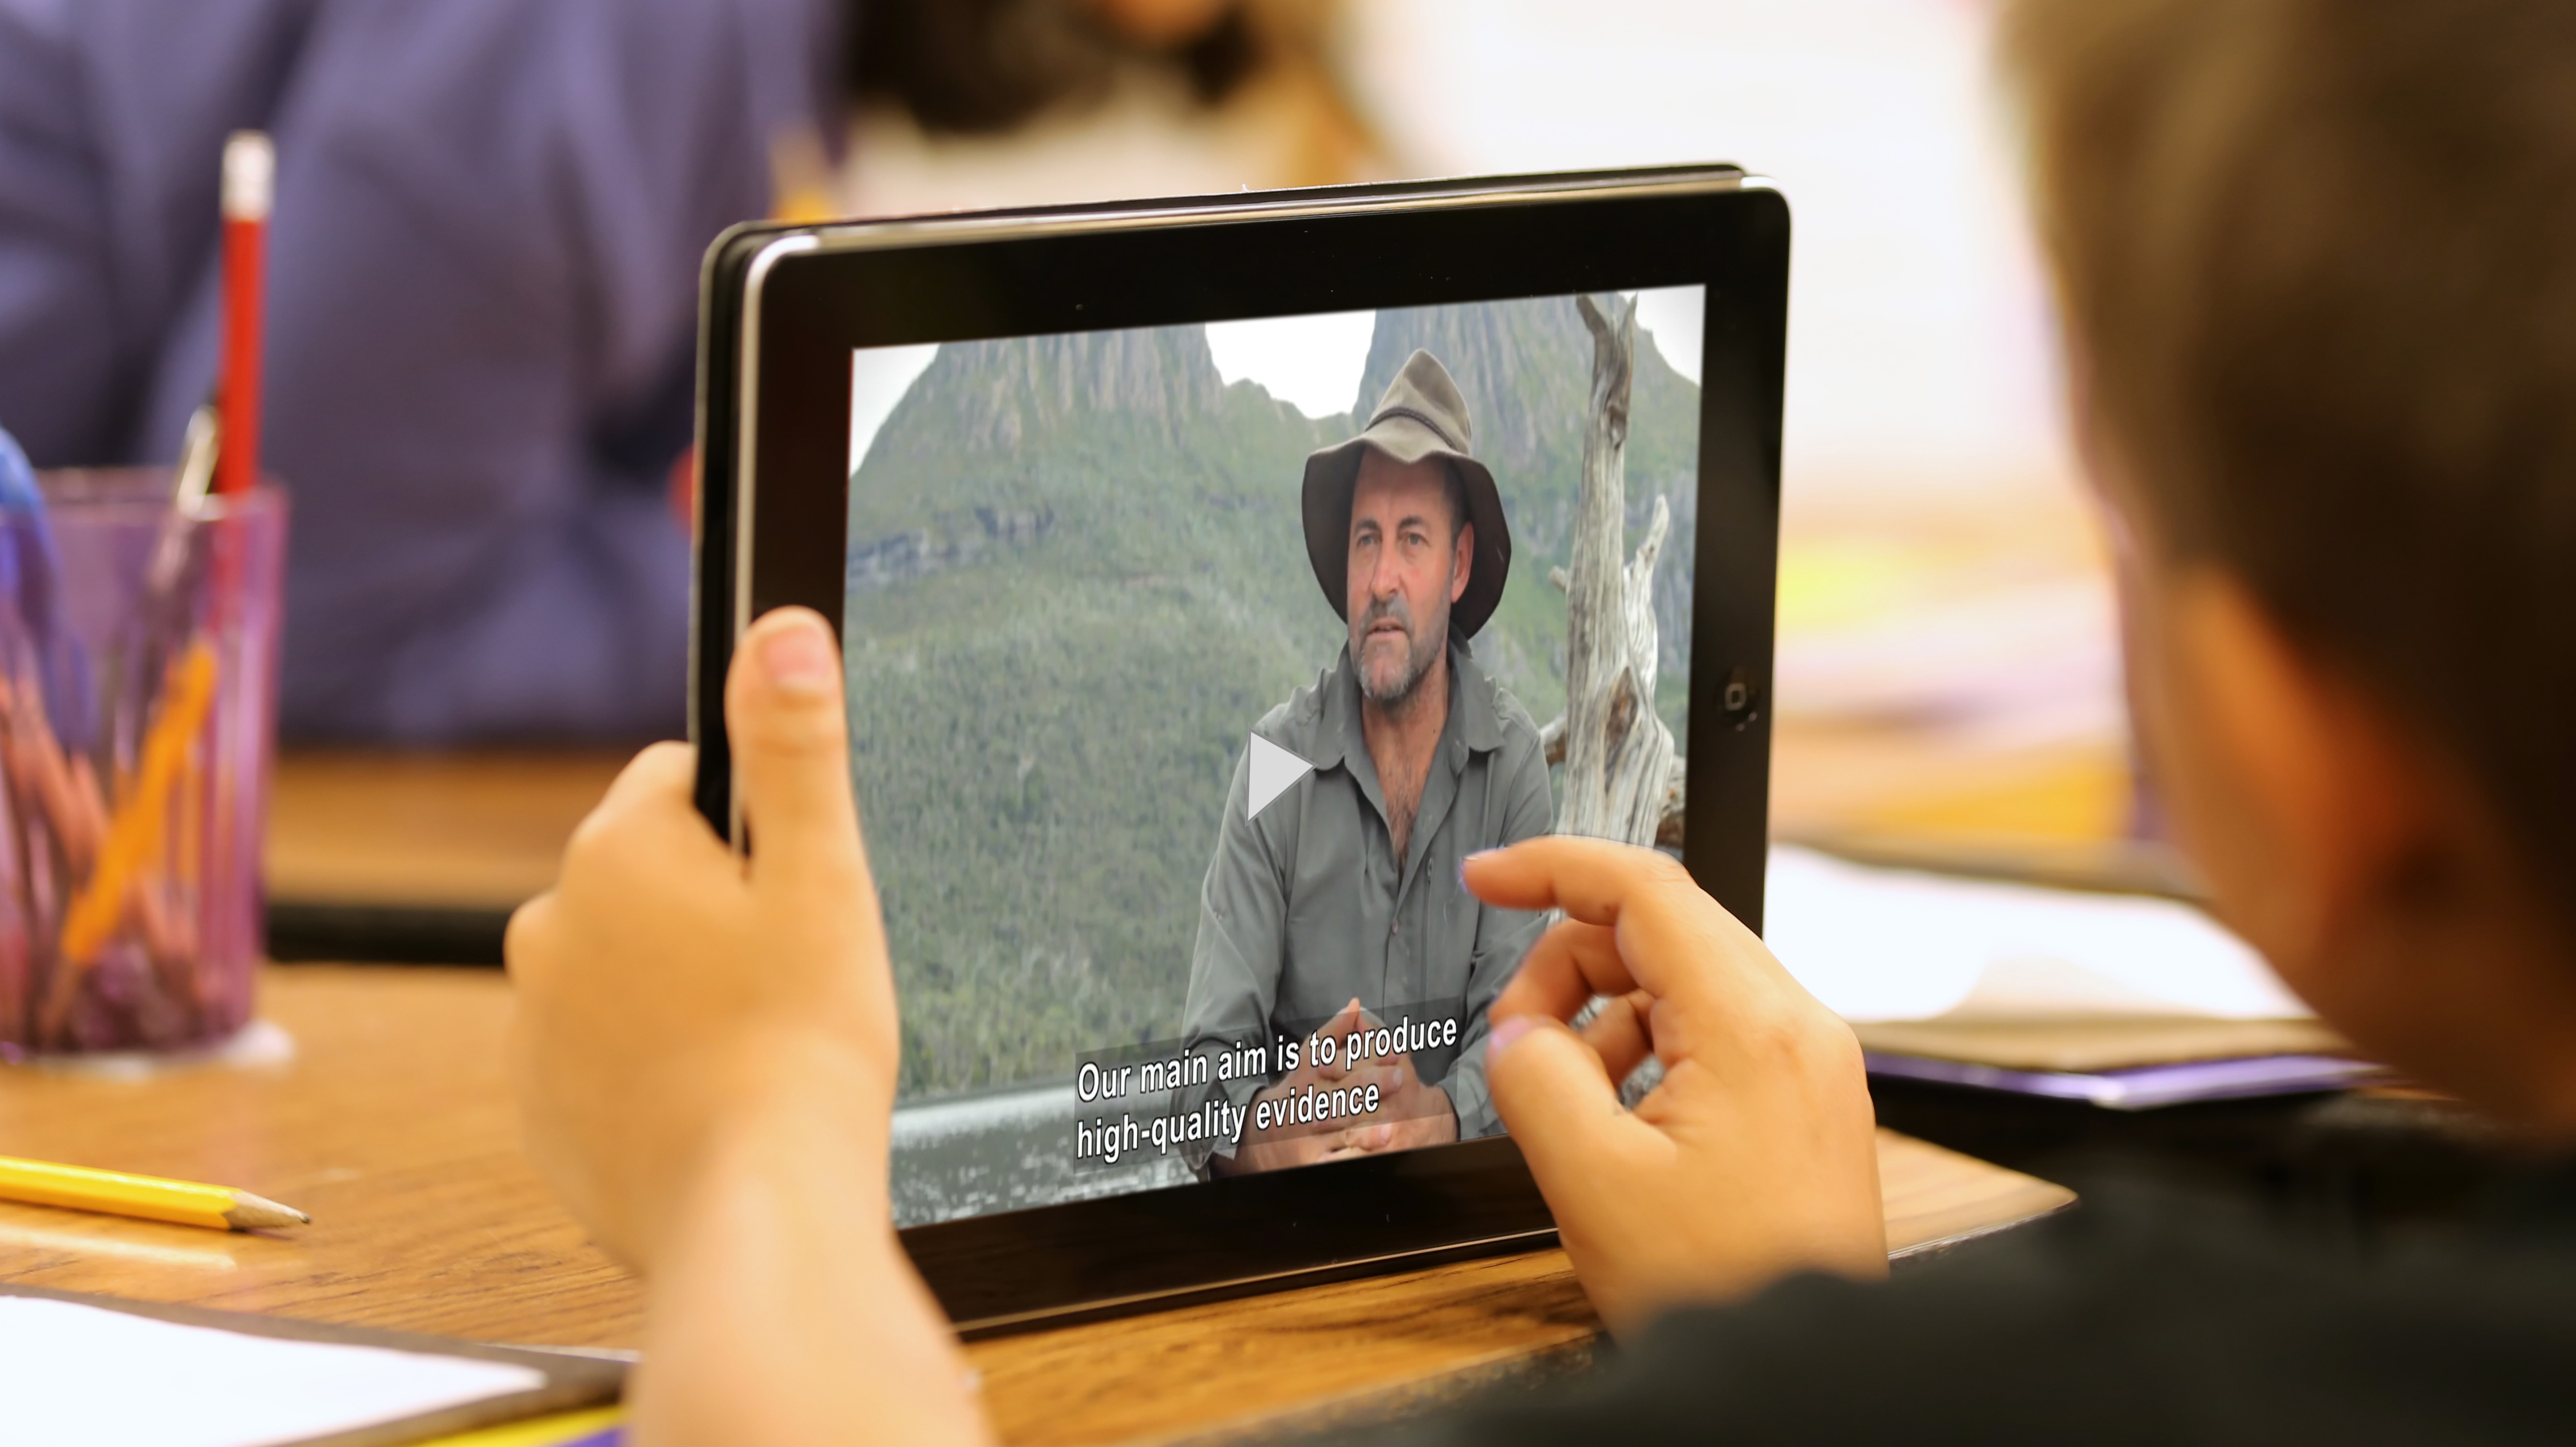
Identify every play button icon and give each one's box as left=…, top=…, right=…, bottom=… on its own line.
left=1246, top=733, right=1315, bottom=820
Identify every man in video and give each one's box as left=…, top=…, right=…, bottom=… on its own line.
left=1182, top=349, right=1555, bottom=1176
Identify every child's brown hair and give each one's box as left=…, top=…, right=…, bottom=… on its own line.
left=2008, top=0, right=2576, bottom=908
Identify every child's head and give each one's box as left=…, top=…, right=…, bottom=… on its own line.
left=2008, top=0, right=2576, bottom=1125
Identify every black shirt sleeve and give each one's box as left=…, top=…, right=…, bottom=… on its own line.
left=1358, top=1168, right=2576, bottom=1446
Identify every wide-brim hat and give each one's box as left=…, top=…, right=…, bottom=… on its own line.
left=1301, top=349, right=1510, bottom=639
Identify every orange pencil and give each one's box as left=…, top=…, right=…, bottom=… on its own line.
left=49, top=641, right=217, bottom=1035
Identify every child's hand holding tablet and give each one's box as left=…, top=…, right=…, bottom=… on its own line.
left=509, top=606, right=987, bottom=1445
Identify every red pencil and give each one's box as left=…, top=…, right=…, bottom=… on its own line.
left=218, top=132, right=272, bottom=499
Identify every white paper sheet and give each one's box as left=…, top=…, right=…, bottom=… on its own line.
left=1764, top=845, right=2310, bottom=1023
left=0, top=1296, right=549, bottom=1447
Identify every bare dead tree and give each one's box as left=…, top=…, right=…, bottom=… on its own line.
left=1548, top=294, right=1682, bottom=847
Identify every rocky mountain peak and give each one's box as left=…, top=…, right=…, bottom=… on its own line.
left=886, top=326, right=1227, bottom=457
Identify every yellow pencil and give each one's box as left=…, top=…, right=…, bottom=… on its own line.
left=0, top=1155, right=309, bottom=1231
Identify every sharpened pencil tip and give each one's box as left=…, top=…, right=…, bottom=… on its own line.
left=224, top=1192, right=310, bottom=1231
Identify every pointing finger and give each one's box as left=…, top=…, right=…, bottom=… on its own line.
left=1467, top=836, right=1771, bottom=1011
left=1464, top=836, right=1699, bottom=928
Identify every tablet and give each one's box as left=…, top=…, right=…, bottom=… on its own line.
left=693, top=166, right=1787, bottom=1331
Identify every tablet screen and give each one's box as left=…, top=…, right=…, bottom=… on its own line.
left=843, top=290, right=1708, bottom=1227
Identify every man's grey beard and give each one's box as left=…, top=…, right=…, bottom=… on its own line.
left=1354, top=596, right=1446, bottom=709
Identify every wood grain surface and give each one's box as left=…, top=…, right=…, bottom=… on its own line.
left=0, top=967, right=642, bottom=1346
left=267, top=752, right=629, bottom=911
left=0, top=968, right=2070, bottom=1445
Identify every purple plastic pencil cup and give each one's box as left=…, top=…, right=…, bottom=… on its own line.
left=0, top=470, right=286, bottom=1056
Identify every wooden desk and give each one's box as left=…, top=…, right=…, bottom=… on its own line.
left=268, top=750, right=627, bottom=912
left=265, top=752, right=626, bottom=961
left=0, top=967, right=2072, bottom=1445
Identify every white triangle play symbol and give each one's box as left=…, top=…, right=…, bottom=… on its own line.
left=1246, top=733, right=1315, bottom=821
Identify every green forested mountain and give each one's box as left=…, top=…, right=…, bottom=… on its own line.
left=848, top=299, right=1702, bottom=1096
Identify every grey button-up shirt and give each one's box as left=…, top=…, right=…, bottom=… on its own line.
left=1180, top=639, right=1553, bottom=1163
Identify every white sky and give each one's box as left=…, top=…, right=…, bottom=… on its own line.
left=1631, top=287, right=1704, bottom=386
left=1203, top=310, right=1377, bottom=418
left=1205, top=289, right=1701, bottom=418
left=849, top=343, right=941, bottom=475
left=851, top=288, right=1705, bottom=472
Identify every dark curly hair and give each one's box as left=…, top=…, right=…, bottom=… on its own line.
left=848, top=0, right=1261, bottom=135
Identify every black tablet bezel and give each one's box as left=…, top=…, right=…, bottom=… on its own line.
left=692, top=167, right=1789, bottom=1331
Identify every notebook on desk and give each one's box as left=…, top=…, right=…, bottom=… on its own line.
left=0, top=1283, right=623, bottom=1447
left=418, top=1408, right=623, bottom=1447
left=1765, top=845, right=2373, bottom=1105
left=1849, top=1014, right=2348, bottom=1073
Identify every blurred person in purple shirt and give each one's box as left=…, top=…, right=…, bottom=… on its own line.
left=0, top=0, right=838, bottom=742
left=0, top=0, right=1333, bottom=743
